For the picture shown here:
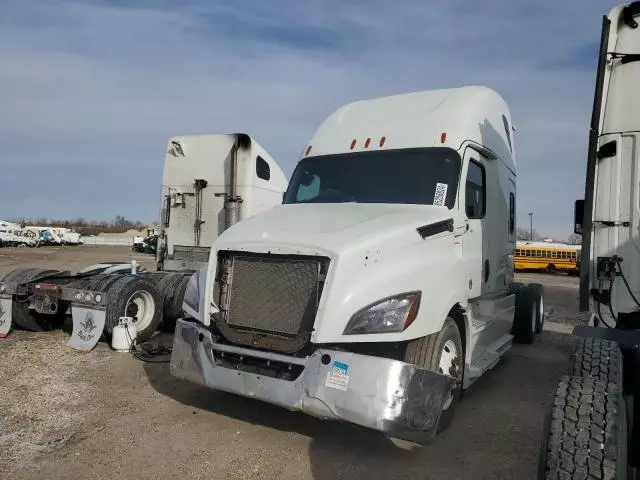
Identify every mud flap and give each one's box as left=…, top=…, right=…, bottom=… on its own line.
left=67, top=306, right=106, bottom=351
left=0, top=295, right=12, bottom=338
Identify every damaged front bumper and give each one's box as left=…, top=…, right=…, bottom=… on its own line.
left=170, top=319, right=457, bottom=444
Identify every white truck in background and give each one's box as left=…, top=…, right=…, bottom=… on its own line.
left=157, top=133, right=286, bottom=271
left=50, top=228, right=83, bottom=245
left=0, top=133, right=287, bottom=346
left=171, top=86, right=545, bottom=443
left=0, top=221, right=37, bottom=247
left=539, top=3, right=640, bottom=479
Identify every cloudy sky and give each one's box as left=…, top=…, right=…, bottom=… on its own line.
left=0, top=0, right=619, bottom=239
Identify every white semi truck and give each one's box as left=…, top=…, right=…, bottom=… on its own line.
left=0, top=133, right=286, bottom=345
left=539, top=3, right=640, bottom=479
left=170, top=86, right=546, bottom=442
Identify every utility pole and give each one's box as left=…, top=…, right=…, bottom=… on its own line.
left=529, top=212, right=533, bottom=240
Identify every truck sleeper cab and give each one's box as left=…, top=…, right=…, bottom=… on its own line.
left=171, top=86, right=544, bottom=443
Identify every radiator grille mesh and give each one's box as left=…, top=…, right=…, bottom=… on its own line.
left=224, top=255, right=322, bottom=336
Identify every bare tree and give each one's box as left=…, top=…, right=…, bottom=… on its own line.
left=517, top=227, right=541, bottom=241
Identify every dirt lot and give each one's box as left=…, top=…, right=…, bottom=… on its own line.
left=0, top=246, right=581, bottom=480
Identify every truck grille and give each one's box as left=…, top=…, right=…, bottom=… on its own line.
left=221, top=253, right=328, bottom=337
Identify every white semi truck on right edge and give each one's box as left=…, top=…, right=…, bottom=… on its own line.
left=538, top=3, right=640, bottom=479
left=170, top=86, right=546, bottom=443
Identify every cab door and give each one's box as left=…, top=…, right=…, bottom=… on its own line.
left=462, top=149, right=487, bottom=300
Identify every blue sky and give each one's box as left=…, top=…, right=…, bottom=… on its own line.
left=0, top=0, right=619, bottom=239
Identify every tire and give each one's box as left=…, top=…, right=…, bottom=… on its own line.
left=569, top=338, right=623, bottom=386
left=513, top=286, right=536, bottom=344
left=163, top=274, right=191, bottom=330
left=6, top=269, right=67, bottom=331
left=404, top=317, right=464, bottom=432
left=538, top=375, right=627, bottom=480
left=529, top=283, right=545, bottom=334
left=104, top=276, right=162, bottom=342
left=155, top=273, right=184, bottom=331
left=1, top=267, right=41, bottom=283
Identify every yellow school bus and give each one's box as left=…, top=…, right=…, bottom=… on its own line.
left=514, top=241, right=581, bottom=275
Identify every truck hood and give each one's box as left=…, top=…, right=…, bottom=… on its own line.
left=216, top=203, right=454, bottom=255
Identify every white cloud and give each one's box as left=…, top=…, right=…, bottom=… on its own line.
left=0, top=0, right=621, bottom=237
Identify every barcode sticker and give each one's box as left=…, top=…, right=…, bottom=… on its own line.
left=325, top=361, right=350, bottom=391
left=433, top=183, right=448, bottom=206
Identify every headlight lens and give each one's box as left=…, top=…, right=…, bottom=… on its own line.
left=343, top=291, right=421, bottom=335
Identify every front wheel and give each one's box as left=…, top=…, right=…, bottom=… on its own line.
left=404, top=317, right=463, bottom=432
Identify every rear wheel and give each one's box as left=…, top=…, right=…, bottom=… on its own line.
left=513, top=286, right=536, bottom=344
left=104, top=276, right=162, bottom=342
left=155, top=273, right=185, bottom=331
left=2, top=268, right=67, bottom=331
left=569, top=338, right=623, bottom=386
left=404, top=317, right=463, bottom=432
left=162, top=274, right=191, bottom=330
left=529, top=283, right=545, bottom=334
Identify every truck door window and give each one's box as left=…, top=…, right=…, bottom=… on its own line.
left=256, top=156, right=271, bottom=181
left=465, top=160, right=485, bottom=219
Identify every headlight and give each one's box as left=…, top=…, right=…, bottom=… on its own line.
left=84, top=293, right=93, bottom=302
left=0, top=284, right=5, bottom=293
left=94, top=294, right=102, bottom=303
left=343, top=291, right=421, bottom=335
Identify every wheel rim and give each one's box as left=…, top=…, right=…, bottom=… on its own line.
left=438, top=339, right=459, bottom=410
left=125, top=290, right=155, bottom=332
left=539, top=297, right=544, bottom=328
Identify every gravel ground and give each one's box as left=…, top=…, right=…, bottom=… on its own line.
left=0, top=247, right=582, bottom=480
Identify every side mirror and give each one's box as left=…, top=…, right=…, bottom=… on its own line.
left=574, top=199, right=584, bottom=235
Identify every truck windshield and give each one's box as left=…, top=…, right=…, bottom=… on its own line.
left=283, top=147, right=461, bottom=208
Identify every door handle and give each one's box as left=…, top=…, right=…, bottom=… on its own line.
left=454, top=222, right=470, bottom=237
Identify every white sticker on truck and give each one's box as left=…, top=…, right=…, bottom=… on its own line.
left=433, top=182, right=448, bottom=206
left=325, top=361, right=350, bottom=391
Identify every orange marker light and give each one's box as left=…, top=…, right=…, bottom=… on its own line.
left=379, top=136, right=386, bottom=147
left=305, top=145, right=312, bottom=156
left=364, top=137, right=371, bottom=148
left=440, top=132, right=447, bottom=144
left=350, top=139, right=357, bottom=150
